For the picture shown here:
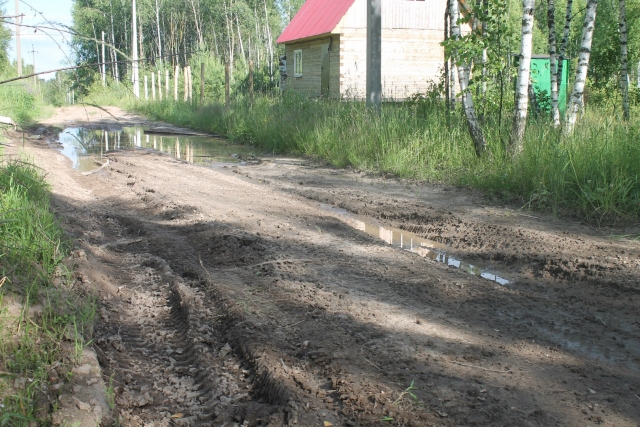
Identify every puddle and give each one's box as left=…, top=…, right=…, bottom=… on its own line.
left=57, top=127, right=259, bottom=172
left=324, top=205, right=510, bottom=285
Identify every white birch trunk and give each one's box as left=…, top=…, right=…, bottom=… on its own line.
left=132, top=0, right=140, bottom=98
left=155, top=0, right=163, bottom=64
left=188, top=0, right=203, bottom=46
left=509, top=0, right=535, bottom=153
left=450, top=0, right=486, bottom=156
left=547, top=0, right=560, bottom=126
left=236, top=15, right=246, bottom=65
left=557, top=0, right=573, bottom=93
left=481, top=0, right=488, bottom=97
left=108, top=0, right=118, bottom=81
left=565, top=0, right=598, bottom=133
left=619, top=0, right=629, bottom=120
left=111, top=33, right=118, bottom=81
left=263, top=0, right=274, bottom=80
left=101, top=31, right=106, bottom=86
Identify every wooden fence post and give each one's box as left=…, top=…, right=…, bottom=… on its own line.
left=249, top=59, right=254, bottom=106
left=151, top=72, right=156, bottom=100
left=200, top=62, right=205, bottom=104
left=144, top=75, right=148, bottom=100
left=158, top=70, right=162, bottom=101
left=188, top=66, right=193, bottom=102
left=225, top=61, right=230, bottom=107
left=184, top=66, right=189, bottom=102
left=174, top=65, right=179, bottom=101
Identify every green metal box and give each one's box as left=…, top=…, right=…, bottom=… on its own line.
left=529, top=54, right=570, bottom=114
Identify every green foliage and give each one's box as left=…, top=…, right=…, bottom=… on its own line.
left=0, top=159, right=96, bottom=426
left=0, top=83, right=48, bottom=127
left=0, top=0, right=13, bottom=73
left=0, top=160, right=66, bottom=287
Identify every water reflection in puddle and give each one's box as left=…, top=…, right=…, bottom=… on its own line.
left=325, top=205, right=510, bottom=285
left=57, top=127, right=259, bottom=172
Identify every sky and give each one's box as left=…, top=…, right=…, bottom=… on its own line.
left=8, top=0, right=74, bottom=79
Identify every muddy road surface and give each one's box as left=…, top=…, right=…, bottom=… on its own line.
left=9, top=106, right=640, bottom=426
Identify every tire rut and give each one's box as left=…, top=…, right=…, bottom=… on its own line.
left=95, top=253, right=281, bottom=426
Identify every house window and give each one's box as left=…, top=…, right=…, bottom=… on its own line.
left=294, top=50, right=302, bottom=77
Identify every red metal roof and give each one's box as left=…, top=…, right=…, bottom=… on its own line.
left=276, top=0, right=356, bottom=44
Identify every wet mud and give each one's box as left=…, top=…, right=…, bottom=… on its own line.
left=10, top=106, right=640, bottom=426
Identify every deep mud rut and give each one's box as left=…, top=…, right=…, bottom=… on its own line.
left=7, top=106, right=640, bottom=426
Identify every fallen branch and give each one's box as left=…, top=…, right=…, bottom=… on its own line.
left=451, top=360, right=513, bottom=373
left=364, top=357, right=382, bottom=371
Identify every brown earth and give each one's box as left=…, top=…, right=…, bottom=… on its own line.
left=5, top=105, right=640, bottom=426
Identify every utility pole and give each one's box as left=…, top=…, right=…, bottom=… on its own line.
left=101, top=31, right=106, bottom=86
left=15, top=0, right=21, bottom=76
left=132, top=0, right=140, bottom=98
left=29, top=44, right=38, bottom=86
left=366, top=0, right=382, bottom=112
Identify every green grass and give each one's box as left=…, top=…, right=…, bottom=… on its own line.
left=0, top=158, right=95, bottom=426
left=0, top=83, right=51, bottom=128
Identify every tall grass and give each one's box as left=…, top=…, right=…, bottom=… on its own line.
left=0, top=160, right=65, bottom=287
left=0, top=82, right=50, bottom=127
left=131, top=93, right=639, bottom=222
left=0, top=159, right=96, bottom=426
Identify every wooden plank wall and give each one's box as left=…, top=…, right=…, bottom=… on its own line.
left=339, top=28, right=448, bottom=100
left=284, top=36, right=341, bottom=98
left=336, top=0, right=447, bottom=31
left=335, top=0, right=470, bottom=99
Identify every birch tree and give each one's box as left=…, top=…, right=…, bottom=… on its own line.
left=619, top=0, right=629, bottom=120
left=565, top=0, right=598, bottom=133
left=547, top=0, right=560, bottom=127
left=557, top=0, right=573, bottom=94
left=509, top=0, right=535, bottom=153
left=449, top=0, right=486, bottom=156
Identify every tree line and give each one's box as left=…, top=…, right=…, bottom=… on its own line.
left=71, top=0, right=305, bottom=82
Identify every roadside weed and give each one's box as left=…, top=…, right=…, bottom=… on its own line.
left=392, top=379, right=420, bottom=406
left=105, top=374, right=116, bottom=410
left=0, top=159, right=96, bottom=424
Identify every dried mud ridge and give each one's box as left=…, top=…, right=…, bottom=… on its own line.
left=21, top=107, right=640, bottom=427
left=289, top=184, right=640, bottom=293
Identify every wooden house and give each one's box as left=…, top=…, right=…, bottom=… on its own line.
left=276, top=0, right=471, bottom=100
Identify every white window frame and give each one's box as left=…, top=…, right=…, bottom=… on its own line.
left=294, top=49, right=303, bottom=77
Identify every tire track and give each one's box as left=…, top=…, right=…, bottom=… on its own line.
left=95, top=253, right=273, bottom=426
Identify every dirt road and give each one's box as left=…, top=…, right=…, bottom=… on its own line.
left=9, top=106, right=640, bottom=426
